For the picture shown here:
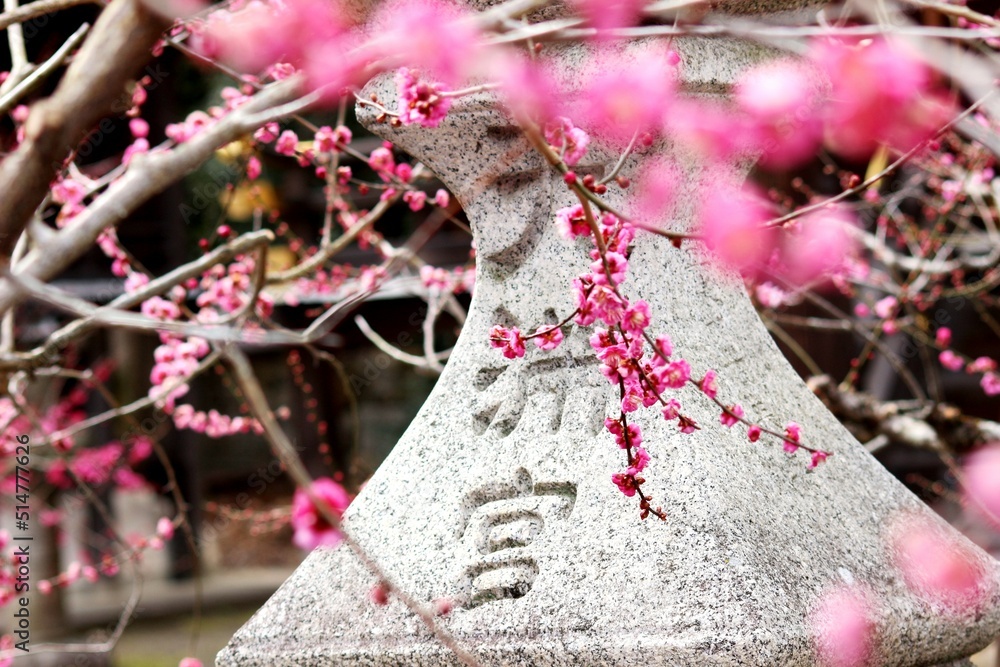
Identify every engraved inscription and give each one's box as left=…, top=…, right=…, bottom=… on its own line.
left=458, top=468, right=576, bottom=607
left=472, top=350, right=604, bottom=437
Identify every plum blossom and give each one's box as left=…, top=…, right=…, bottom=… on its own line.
left=736, top=60, right=822, bottom=170
left=577, top=48, right=677, bottom=146
left=555, top=204, right=591, bottom=239
left=661, top=398, right=681, bottom=421
left=395, top=68, right=452, bottom=128
left=291, top=477, right=351, bottom=550
left=699, top=370, right=718, bottom=398
left=890, top=517, right=989, bottom=611
left=569, top=0, right=645, bottom=33
left=156, top=517, right=175, bottom=540
left=699, top=184, right=776, bottom=277
left=630, top=159, right=677, bottom=225
left=939, top=350, right=964, bottom=371
left=780, top=208, right=857, bottom=284
left=314, top=125, right=351, bottom=152
left=660, top=359, right=691, bottom=389
left=935, top=327, right=952, bottom=347
left=981, top=372, right=1000, bottom=396
left=630, top=446, right=650, bottom=473
left=720, top=404, right=744, bottom=428
left=964, top=444, right=1000, bottom=527
left=275, top=130, right=299, bottom=156
left=747, top=424, right=762, bottom=442
left=611, top=472, right=638, bottom=497
left=874, top=296, right=898, bottom=319
left=544, top=117, right=590, bottom=166
left=488, top=325, right=526, bottom=359
left=370, top=0, right=479, bottom=84
left=810, top=586, right=873, bottom=667
left=812, top=37, right=952, bottom=159
left=783, top=422, right=802, bottom=453
left=532, top=325, right=564, bottom=351
left=968, top=356, right=997, bottom=373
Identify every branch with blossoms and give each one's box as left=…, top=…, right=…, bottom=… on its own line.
left=5, top=0, right=1000, bottom=662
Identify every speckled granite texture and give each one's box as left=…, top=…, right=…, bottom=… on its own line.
left=218, top=4, right=1000, bottom=666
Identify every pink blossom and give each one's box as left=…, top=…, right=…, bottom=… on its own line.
left=812, top=37, right=952, bottom=160
left=200, top=0, right=356, bottom=83
left=532, top=325, right=564, bottom=351
left=555, top=204, right=590, bottom=239
left=314, top=125, right=344, bottom=153
left=810, top=587, right=873, bottom=667
left=699, top=184, right=776, bottom=277
left=781, top=208, right=857, bottom=284
left=569, top=0, right=645, bottom=33
left=179, top=659, right=203, bottom=667
left=275, top=130, right=298, bottom=156
left=621, top=300, right=651, bottom=336
left=611, top=472, right=637, bottom=497
left=589, top=284, right=626, bottom=326
left=630, top=159, right=677, bottom=225
left=661, top=399, right=681, bottom=421
left=128, top=118, right=149, bottom=139
left=492, top=51, right=563, bottom=123
left=371, top=581, right=390, bottom=606
left=488, top=325, right=526, bottom=359
left=577, top=48, right=677, bottom=146
left=874, top=295, right=897, bottom=319
left=755, top=282, right=788, bottom=309
left=395, top=68, right=452, bottom=128
left=122, top=138, right=149, bottom=166
left=968, top=356, right=997, bottom=373
left=156, top=517, right=175, bottom=540
left=166, top=110, right=213, bottom=144
left=403, top=190, right=427, bottom=211
left=939, top=350, right=964, bottom=371
left=678, top=415, right=699, bottom=434
left=434, top=189, right=450, bottom=207
left=246, top=155, right=262, bottom=180
left=653, top=335, right=672, bottom=360
left=699, top=370, right=719, bottom=398
left=668, top=98, right=747, bottom=161
left=370, top=0, right=479, bottom=84
left=254, top=122, right=279, bottom=144
left=630, top=446, right=650, bottom=473
left=544, top=117, right=590, bottom=166
left=964, top=444, right=1000, bottom=527
left=784, top=422, right=802, bottom=442
left=935, top=327, right=952, bottom=348
left=736, top=60, right=822, bottom=170
left=368, top=147, right=395, bottom=181
left=747, top=425, right=762, bottom=442
left=890, top=517, right=989, bottom=611
left=395, top=163, right=413, bottom=182
left=808, top=450, right=829, bottom=469
left=660, top=359, right=691, bottom=389
left=720, top=404, right=744, bottom=428
left=981, top=372, right=1000, bottom=396
left=591, top=252, right=628, bottom=286
left=291, top=477, right=351, bottom=550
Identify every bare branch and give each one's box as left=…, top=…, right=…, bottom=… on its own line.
left=0, top=0, right=170, bottom=260
left=0, top=78, right=302, bottom=316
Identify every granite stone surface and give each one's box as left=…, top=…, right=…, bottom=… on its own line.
left=218, top=5, right=1000, bottom=666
